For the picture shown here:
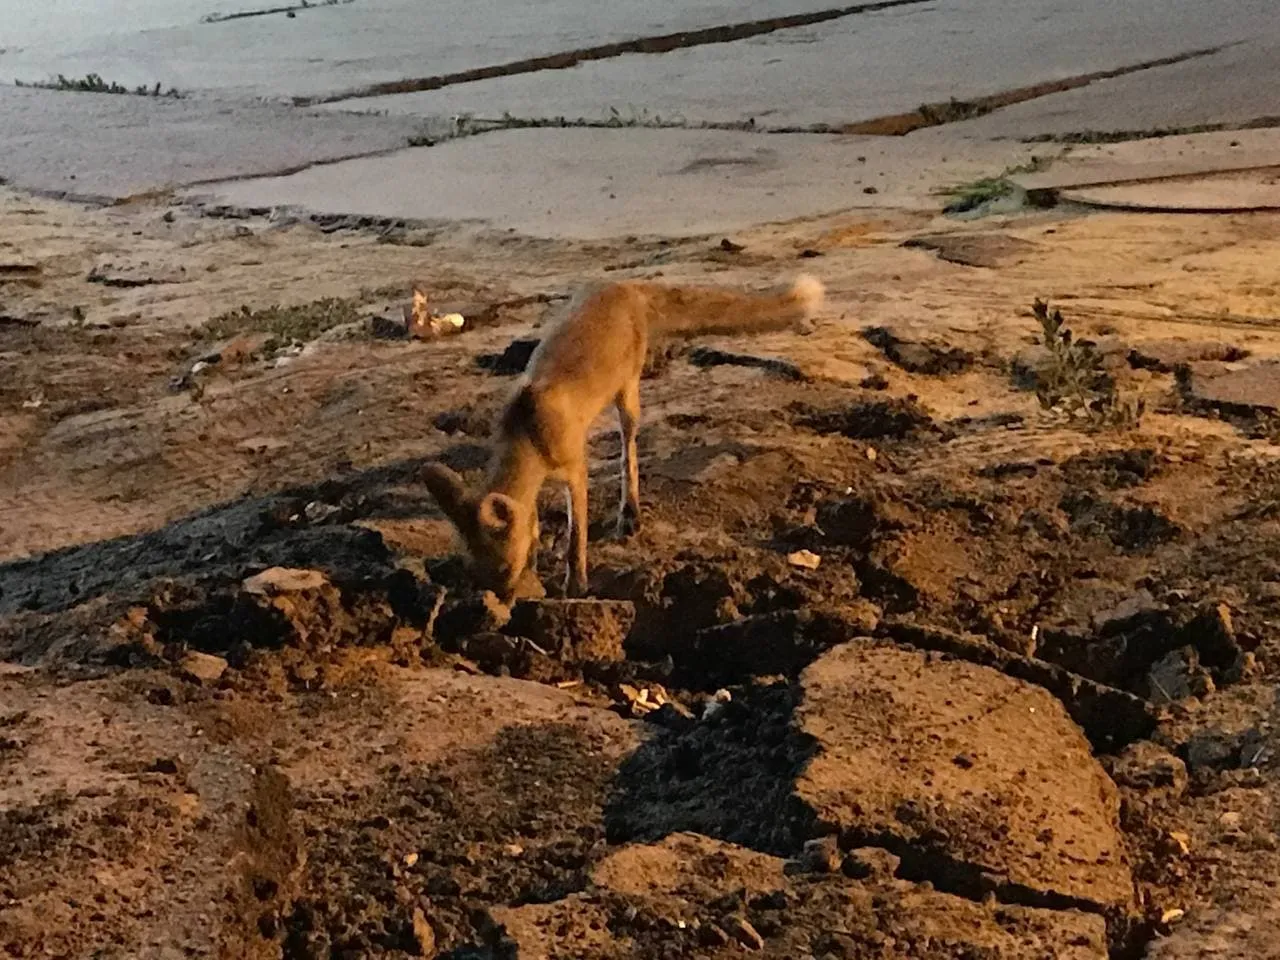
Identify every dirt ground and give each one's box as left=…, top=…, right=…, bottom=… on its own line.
left=4, top=185, right=1280, bottom=959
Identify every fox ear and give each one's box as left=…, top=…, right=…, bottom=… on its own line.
left=477, top=492, right=518, bottom=534
left=422, top=463, right=471, bottom=527
left=412, top=288, right=428, bottom=307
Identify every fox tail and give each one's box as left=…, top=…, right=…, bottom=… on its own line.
left=645, top=274, right=824, bottom=338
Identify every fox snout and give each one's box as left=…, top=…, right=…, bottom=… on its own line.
left=422, top=463, right=535, bottom=601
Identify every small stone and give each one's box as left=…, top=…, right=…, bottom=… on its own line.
left=799, top=836, right=841, bottom=874
left=1168, top=831, right=1191, bottom=856
left=1108, top=742, right=1188, bottom=796
left=178, top=651, right=228, bottom=684
left=720, top=914, right=765, bottom=951
left=1146, top=647, right=1214, bottom=703
left=842, top=847, right=901, bottom=881
left=411, top=908, right=436, bottom=956
left=403, top=852, right=419, bottom=867
left=787, top=549, right=822, bottom=570
left=242, top=567, right=328, bottom=596
left=1183, top=602, right=1241, bottom=671
left=1160, top=907, right=1185, bottom=926
left=1185, top=727, right=1238, bottom=773
left=504, top=843, right=525, bottom=857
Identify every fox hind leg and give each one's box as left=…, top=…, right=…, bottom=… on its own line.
left=615, top=380, right=642, bottom=538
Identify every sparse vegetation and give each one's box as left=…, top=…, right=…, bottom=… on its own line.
left=1032, top=298, right=1144, bottom=427
left=406, top=107, right=826, bottom=148
left=16, top=74, right=183, bottom=98
left=940, top=177, right=1018, bottom=214
left=1023, top=116, right=1280, bottom=144
left=937, top=156, right=1054, bottom=214
left=199, top=297, right=361, bottom=346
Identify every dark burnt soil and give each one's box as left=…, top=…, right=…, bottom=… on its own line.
left=5, top=317, right=1280, bottom=959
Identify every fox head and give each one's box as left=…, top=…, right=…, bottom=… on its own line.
left=422, top=463, right=536, bottom=601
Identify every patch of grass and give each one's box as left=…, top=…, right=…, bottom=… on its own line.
left=199, top=297, right=362, bottom=345
left=937, top=155, right=1055, bottom=214
left=1032, top=299, right=1144, bottom=428
left=940, top=177, right=1018, bottom=214
left=406, top=106, right=767, bottom=147
left=15, top=73, right=183, bottom=98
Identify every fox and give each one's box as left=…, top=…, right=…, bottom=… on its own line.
left=422, top=274, right=825, bottom=601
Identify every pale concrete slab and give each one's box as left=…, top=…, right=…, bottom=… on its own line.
left=1011, top=129, right=1280, bottom=191
left=0, top=0, right=848, bottom=101
left=330, top=0, right=1280, bottom=130
left=0, top=85, right=422, bottom=199
left=1064, top=172, right=1280, bottom=212
left=191, top=125, right=1040, bottom=239
left=958, top=38, right=1280, bottom=142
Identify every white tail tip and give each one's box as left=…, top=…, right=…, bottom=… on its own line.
left=791, top=274, right=825, bottom=315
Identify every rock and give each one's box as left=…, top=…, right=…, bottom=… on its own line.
left=368, top=311, right=408, bottom=340
left=796, top=643, right=1133, bottom=912
left=842, top=846, right=901, bottom=881
left=902, top=233, right=1036, bottom=269
left=410, top=908, right=436, bottom=956
left=1092, top=589, right=1165, bottom=633
left=433, top=592, right=512, bottom=650
left=178, top=650, right=228, bottom=684
left=883, top=620, right=1157, bottom=751
left=499, top=833, right=1108, bottom=959
left=862, top=325, right=975, bottom=376
left=476, top=337, right=539, bottom=375
left=1128, top=339, right=1246, bottom=373
left=686, top=346, right=807, bottom=381
left=505, top=599, right=634, bottom=662
left=721, top=914, right=765, bottom=951
left=1181, top=359, right=1280, bottom=415
left=234, top=566, right=398, bottom=650
left=1146, top=647, right=1214, bottom=702
left=1184, top=727, right=1239, bottom=773
left=796, top=835, right=841, bottom=874
left=243, top=567, right=329, bottom=595
left=786, top=549, right=822, bottom=570
left=1011, top=345, right=1053, bottom=389
left=1106, top=742, right=1188, bottom=797
left=1182, top=602, right=1241, bottom=672
left=87, top=258, right=186, bottom=287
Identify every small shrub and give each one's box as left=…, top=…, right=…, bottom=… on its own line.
left=1032, top=299, right=1143, bottom=427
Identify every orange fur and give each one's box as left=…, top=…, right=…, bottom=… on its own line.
left=423, top=274, right=824, bottom=599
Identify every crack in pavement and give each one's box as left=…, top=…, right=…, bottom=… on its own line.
left=1023, top=114, right=1280, bottom=145
left=842, top=44, right=1234, bottom=136
left=295, top=0, right=936, bottom=106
